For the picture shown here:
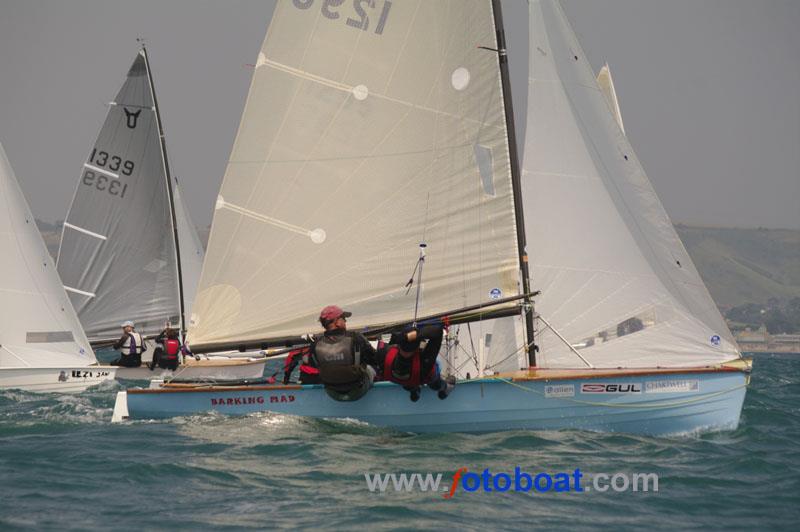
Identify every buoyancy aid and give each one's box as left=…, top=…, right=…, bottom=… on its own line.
left=382, top=346, right=436, bottom=387
left=164, top=338, right=181, bottom=360
left=314, top=335, right=356, bottom=367
left=121, top=332, right=145, bottom=355
left=285, top=348, right=319, bottom=376
left=314, top=334, right=368, bottom=390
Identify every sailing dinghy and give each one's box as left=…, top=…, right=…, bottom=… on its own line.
left=56, top=47, right=265, bottom=381
left=0, top=143, right=117, bottom=392
left=114, top=0, right=750, bottom=434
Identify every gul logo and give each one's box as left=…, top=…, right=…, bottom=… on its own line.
left=710, top=334, right=721, bottom=347
left=489, top=288, right=502, bottom=300
left=270, top=394, right=296, bottom=403
left=581, top=383, right=642, bottom=394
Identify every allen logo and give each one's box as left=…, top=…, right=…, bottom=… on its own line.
left=123, top=107, right=141, bottom=129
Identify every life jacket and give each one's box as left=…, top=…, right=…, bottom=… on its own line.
left=285, top=348, right=319, bottom=376
left=382, top=346, right=436, bottom=387
left=314, top=334, right=356, bottom=367
left=314, top=334, right=367, bottom=390
left=121, top=332, right=145, bottom=356
left=164, top=338, right=181, bottom=360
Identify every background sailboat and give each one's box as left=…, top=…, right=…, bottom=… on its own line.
left=114, top=0, right=749, bottom=434
left=0, top=143, right=116, bottom=392
left=55, top=46, right=265, bottom=381
left=56, top=47, right=203, bottom=346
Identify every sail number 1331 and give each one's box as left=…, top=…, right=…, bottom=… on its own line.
left=293, top=0, right=392, bottom=35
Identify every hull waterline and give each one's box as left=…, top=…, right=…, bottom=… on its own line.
left=113, top=363, right=750, bottom=435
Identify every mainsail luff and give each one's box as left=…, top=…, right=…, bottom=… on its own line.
left=490, top=0, right=536, bottom=366
left=190, top=0, right=525, bottom=349
left=522, top=0, right=739, bottom=368
left=141, top=44, right=186, bottom=337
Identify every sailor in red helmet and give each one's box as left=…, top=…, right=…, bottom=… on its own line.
left=309, top=305, right=377, bottom=401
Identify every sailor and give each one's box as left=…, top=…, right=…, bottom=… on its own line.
left=112, top=320, right=146, bottom=367
left=282, top=346, right=320, bottom=384
left=379, top=323, right=455, bottom=401
left=149, top=325, right=182, bottom=371
left=310, top=305, right=377, bottom=401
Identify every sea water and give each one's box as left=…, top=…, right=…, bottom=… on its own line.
left=1, top=353, right=798, bottom=530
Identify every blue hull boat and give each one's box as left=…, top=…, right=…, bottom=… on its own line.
left=113, top=361, right=750, bottom=435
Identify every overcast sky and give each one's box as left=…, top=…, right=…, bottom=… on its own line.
left=0, top=0, right=798, bottom=229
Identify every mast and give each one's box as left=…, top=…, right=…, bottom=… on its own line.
left=490, top=0, right=536, bottom=366
left=141, top=44, right=187, bottom=339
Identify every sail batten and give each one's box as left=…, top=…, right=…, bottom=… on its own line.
left=190, top=0, right=523, bottom=348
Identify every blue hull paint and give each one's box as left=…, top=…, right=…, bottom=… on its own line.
left=124, top=371, right=747, bottom=435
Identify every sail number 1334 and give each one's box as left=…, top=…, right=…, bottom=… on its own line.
left=293, top=0, right=392, bottom=35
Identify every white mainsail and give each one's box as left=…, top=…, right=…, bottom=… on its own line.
left=596, top=63, right=625, bottom=134
left=190, top=0, right=523, bottom=348
left=522, top=0, right=738, bottom=368
left=0, top=143, right=96, bottom=368
left=57, top=50, right=204, bottom=342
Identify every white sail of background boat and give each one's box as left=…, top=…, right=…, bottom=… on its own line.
left=56, top=47, right=266, bottom=381
left=596, top=63, right=625, bottom=133
left=56, top=47, right=203, bottom=345
left=0, top=143, right=117, bottom=392
left=115, top=0, right=750, bottom=434
left=523, top=0, right=739, bottom=369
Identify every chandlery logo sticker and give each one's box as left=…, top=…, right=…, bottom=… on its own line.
left=545, top=384, right=575, bottom=398
left=580, top=383, right=642, bottom=394
left=645, top=379, right=700, bottom=393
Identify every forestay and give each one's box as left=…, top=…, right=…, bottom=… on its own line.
left=0, top=144, right=96, bottom=368
left=190, top=0, right=522, bottom=347
left=57, top=50, right=202, bottom=342
left=523, top=0, right=739, bottom=368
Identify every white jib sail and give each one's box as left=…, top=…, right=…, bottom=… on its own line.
left=57, top=50, right=189, bottom=342
left=523, top=0, right=739, bottom=368
left=173, top=182, right=204, bottom=322
left=190, top=0, right=523, bottom=347
left=0, top=143, right=96, bottom=368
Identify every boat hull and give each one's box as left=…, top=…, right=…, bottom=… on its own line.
left=115, top=366, right=749, bottom=435
left=0, top=366, right=116, bottom=393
